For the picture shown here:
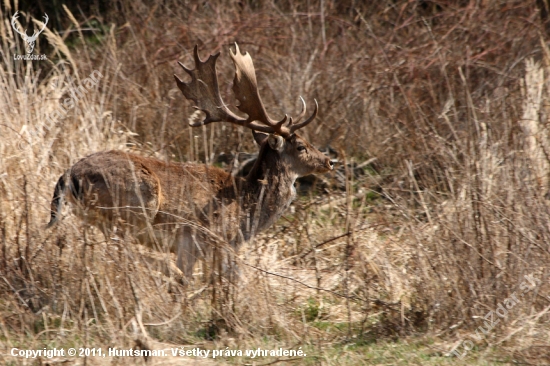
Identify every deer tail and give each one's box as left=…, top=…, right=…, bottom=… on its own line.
left=46, top=174, right=67, bottom=228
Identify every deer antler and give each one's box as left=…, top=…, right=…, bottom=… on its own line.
left=30, top=13, right=48, bottom=41
left=174, top=45, right=282, bottom=134
left=11, top=12, right=27, bottom=38
left=174, top=44, right=318, bottom=137
left=11, top=12, right=48, bottom=41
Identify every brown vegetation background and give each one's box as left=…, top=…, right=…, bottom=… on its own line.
left=1, top=0, right=550, bottom=364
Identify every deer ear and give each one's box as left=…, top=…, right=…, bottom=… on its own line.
left=267, top=134, right=285, bottom=152
left=252, top=130, right=269, bottom=146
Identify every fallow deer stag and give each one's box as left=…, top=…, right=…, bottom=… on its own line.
left=47, top=44, right=333, bottom=279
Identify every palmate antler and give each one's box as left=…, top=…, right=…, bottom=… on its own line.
left=174, top=43, right=317, bottom=138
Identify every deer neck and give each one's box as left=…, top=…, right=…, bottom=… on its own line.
left=242, top=144, right=297, bottom=237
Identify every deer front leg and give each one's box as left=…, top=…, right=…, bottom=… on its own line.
left=176, top=228, right=204, bottom=279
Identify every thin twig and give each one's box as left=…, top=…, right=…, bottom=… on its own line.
left=242, top=262, right=359, bottom=300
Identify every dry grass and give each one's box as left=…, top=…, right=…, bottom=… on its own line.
left=1, top=1, right=550, bottom=364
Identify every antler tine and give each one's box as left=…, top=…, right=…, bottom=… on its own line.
left=177, top=61, right=193, bottom=78
left=288, top=99, right=318, bottom=134
left=291, top=96, right=307, bottom=125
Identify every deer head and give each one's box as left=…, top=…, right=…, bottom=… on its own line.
left=174, top=43, right=333, bottom=178
left=11, top=11, right=48, bottom=54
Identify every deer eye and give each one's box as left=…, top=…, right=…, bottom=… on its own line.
left=297, top=146, right=306, bottom=152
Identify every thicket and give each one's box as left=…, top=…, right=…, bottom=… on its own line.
left=1, top=0, right=550, bottom=363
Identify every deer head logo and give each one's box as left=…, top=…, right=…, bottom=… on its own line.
left=11, top=11, right=48, bottom=54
